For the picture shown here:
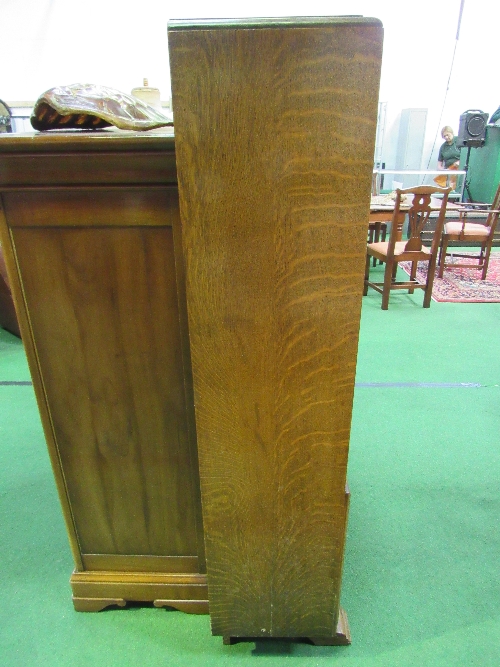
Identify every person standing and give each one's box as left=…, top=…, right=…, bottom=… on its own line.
left=435, top=126, right=461, bottom=189
left=438, top=126, right=461, bottom=169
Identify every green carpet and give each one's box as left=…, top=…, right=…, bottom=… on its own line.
left=1, top=288, right=499, bottom=666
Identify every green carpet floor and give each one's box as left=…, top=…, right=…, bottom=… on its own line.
left=1, top=281, right=499, bottom=666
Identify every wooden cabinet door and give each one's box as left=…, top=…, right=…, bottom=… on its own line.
left=0, top=182, right=206, bottom=611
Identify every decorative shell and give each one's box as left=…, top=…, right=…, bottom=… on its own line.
left=389, top=190, right=408, bottom=203
left=31, top=83, right=173, bottom=131
left=380, top=191, right=408, bottom=205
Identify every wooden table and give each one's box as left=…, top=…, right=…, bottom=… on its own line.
left=369, top=196, right=407, bottom=246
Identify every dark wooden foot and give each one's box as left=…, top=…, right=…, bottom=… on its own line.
left=223, top=608, right=351, bottom=646
left=309, top=607, right=351, bottom=645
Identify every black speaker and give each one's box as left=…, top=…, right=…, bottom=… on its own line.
left=456, top=110, right=488, bottom=148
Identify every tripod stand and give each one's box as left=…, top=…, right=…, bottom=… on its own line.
left=461, top=146, right=474, bottom=202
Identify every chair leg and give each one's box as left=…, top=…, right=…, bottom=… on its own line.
left=381, top=260, right=393, bottom=310
left=438, top=236, right=449, bottom=278
left=374, top=223, right=387, bottom=266
left=370, top=223, right=382, bottom=266
left=379, top=224, right=387, bottom=265
left=372, top=223, right=378, bottom=266
left=424, top=255, right=439, bottom=308
left=481, top=243, right=492, bottom=280
left=363, top=252, right=370, bottom=296
left=409, top=260, right=417, bottom=294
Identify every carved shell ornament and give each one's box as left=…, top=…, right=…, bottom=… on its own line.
left=31, top=83, right=173, bottom=131
left=379, top=191, right=408, bottom=204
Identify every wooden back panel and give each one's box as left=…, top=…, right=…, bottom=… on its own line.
left=3, top=188, right=201, bottom=559
left=169, top=17, right=383, bottom=638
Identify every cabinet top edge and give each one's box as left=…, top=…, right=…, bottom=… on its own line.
left=0, top=128, right=175, bottom=153
left=168, top=16, right=383, bottom=31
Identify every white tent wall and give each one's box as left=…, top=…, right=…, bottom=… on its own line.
left=1, top=0, right=498, bottom=171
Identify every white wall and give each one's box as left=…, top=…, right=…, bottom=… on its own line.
left=2, top=0, right=498, bottom=168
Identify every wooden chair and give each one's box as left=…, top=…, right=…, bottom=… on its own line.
left=437, top=182, right=500, bottom=280
left=364, top=185, right=451, bottom=309
left=368, top=216, right=387, bottom=266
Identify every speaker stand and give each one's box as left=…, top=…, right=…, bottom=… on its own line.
left=462, top=146, right=473, bottom=203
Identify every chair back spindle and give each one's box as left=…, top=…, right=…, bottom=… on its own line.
left=405, top=194, right=433, bottom=251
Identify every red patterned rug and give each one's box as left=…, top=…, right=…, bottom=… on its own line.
left=400, top=252, right=500, bottom=303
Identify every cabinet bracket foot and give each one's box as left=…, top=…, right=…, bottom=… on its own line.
left=72, top=597, right=127, bottom=612
left=222, top=607, right=351, bottom=646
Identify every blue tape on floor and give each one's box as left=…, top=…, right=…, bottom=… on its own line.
left=355, top=382, right=481, bottom=388
left=0, top=381, right=484, bottom=388
left=0, top=381, right=33, bottom=386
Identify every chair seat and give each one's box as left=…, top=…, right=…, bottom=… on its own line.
left=367, top=241, right=431, bottom=260
left=443, top=221, right=489, bottom=237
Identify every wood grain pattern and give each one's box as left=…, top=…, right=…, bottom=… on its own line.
left=80, top=554, right=200, bottom=573
left=0, top=152, right=177, bottom=187
left=10, top=203, right=197, bottom=556
left=0, top=130, right=177, bottom=186
left=4, top=188, right=175, bottom=227
left=169, top=17, right=382, bottom=638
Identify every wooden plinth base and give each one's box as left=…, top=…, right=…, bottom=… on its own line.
left=223, top=608, right=351, bottom=647
left=70, top=570, right=208, bottom=613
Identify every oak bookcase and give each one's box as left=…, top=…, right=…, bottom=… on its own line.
left=0, top=15, right=382, bottom=644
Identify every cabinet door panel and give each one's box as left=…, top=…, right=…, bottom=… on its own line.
left=11, top=219, right=200, bottom=557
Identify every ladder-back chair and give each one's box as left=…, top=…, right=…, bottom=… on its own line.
left=364, top=185, right=451, bottom=309
left=437, top=182, right=500, bottom=280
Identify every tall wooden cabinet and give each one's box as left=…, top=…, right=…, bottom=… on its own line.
left=0, top=130, right=208, bottom=612
left=169, top=17, right=382, bottom=644
left=1, top=15, right=382, bottom=643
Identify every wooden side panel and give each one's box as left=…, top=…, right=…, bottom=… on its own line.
left=169, top=19, right=382, bottom=638
left=7, top=188, right=202, bottom=558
